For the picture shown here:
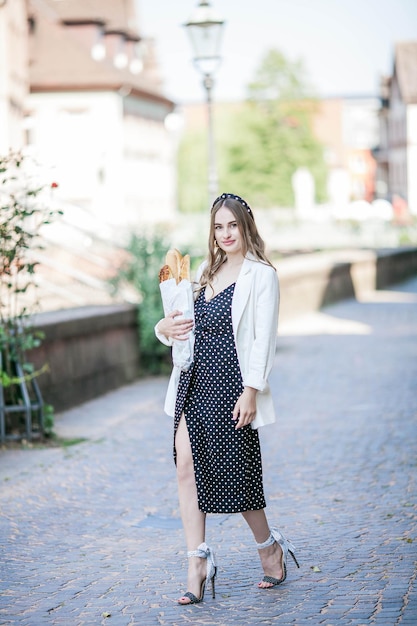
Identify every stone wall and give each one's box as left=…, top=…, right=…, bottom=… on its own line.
left=29, top=305, right=141, bottom=412
left=278, top=247, right=417, bottom=321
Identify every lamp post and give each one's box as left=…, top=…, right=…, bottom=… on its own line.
left=184, top=0, right=225, bottom=203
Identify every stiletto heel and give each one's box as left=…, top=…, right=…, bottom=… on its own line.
left=210, top=567, right=216, bottom=598
left=256, top=527, right=300, bottom=588
left=178, top=542, right=217, bottom=605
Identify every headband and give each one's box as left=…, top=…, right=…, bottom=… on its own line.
left=212, top=192, right=253, bottom=216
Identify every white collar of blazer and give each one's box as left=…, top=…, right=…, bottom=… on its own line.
left=231, top=253, right=258, bottom=333
left=194, top=253, right=261, bottom=330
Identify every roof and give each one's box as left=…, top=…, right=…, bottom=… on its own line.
left=394, top=41, right=417, bottom=104
left=36, top=0, right=139, bottom=34
left=28, top=0, right=174, bottom=108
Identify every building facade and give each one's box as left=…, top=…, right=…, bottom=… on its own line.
left=312, top=96, right=379, bottom=206
left=375, top=42, right=417, bottom=216
left=0, top=0, right=181, bottom=312
left=1, top=0, right=177, bottom=229
left=0, top=0, right=28, bottom=152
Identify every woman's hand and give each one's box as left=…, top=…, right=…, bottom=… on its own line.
left=232, top=387, right=258, bottom=429
left=157, top=310, right=194, bottom=341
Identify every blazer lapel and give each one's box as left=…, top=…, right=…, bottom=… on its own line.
left=232, top=257, right=253, bottom=333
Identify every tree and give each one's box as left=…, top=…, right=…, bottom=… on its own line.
left=248, top=48, right=312, bottom=103
left=221, top=49, right=327, bottom=208
left=177, top=48, right=327, bottom=212
left=177, top=127, right=208, bottom=213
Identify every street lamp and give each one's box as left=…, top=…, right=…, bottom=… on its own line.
left=184, top=0, right=225, bottom=202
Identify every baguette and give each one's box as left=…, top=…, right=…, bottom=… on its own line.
left=159, top=248, right=190, bottom=285
left=159, top=264, right=174, bottom=283
left=165, top=248, right=181, bottom=283
left=179, top=254, right=190, bottom=281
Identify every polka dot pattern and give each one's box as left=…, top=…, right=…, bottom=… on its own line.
left=174, top=283, right=266, bottom=514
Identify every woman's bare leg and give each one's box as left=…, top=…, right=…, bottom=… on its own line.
left=175, top=414, right=207, bottom=601
left=241, top=509, right=283, bottom=588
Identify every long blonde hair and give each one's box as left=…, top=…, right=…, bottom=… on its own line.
left=199, top=193, right=274, bottom=291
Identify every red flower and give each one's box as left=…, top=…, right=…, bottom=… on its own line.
left=51, top=182, right=58, bottom=188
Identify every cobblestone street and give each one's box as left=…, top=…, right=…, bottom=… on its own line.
left=1, top=277, right=416, bottom=625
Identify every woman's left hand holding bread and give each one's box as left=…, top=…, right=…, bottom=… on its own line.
left=157, top=248, right=194, bottom=342
left=157, top=310, right=194, bottom=341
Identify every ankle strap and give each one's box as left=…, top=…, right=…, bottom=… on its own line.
left=256, top=527, right=296, bottom=554
left=256, top=527, right=286, bottom=550
left=187, top=542, right=217, bottom=581
left=256, top=532, right=275, bottom=550
left=187, top=542, right=215, bottom=562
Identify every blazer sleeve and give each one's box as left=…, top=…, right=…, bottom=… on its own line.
left=154, top=321, right=173, bottom=347
left=242, top=265, right=279, bottom=391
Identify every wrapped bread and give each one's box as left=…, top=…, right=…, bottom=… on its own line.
left=158, top=248, right=194, bottom=371
left=165, top=249, right=181, bottom=282
left=180, top=254, right=190, bottom=282
left=159, top=265, right=173, bottom=283
left=159, top=249, right=190, bottom=284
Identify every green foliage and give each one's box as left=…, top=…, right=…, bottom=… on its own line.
left=247, top=48, right=313, bottom=102
left=111, top=230, right=172, bottom=374
left=177, top=48, right=328, bottom=211
left=43, top=403, right=54, bottom=436
left=177, top=127, right=208, bottom=213
left=222, top=49, right=327, bottom=207
left=0, top=152, right=62, bottom=402
left=222, top=100, right=327, bottom=207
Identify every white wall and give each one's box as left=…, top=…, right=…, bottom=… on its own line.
left=27, top=90, right=177, bottom=229
left=342, top=98, right=380, bottom=149
left=407, top=105, right=417, bottom=215
left=123, top=113, right=176, bottom=224
left=0, top=0, right=28, bottom=153
left=388, top=77, right=408, bottom=199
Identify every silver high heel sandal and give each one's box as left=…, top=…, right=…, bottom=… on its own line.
left=256, top=527, right=300, bottom=588
left=178, top=542, right=217, bottom=605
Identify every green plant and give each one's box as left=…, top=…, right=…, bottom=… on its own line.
left=43, top=403, right=54, bottom=436
left=111, top=229, right=172, bottom=374
left=0, top=151, right=61, bottom=435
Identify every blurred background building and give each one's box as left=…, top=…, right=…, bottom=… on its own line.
left=1, top=1, right=416, bottom=312
left=1, top=0, right=179, bottom=310
left=374, top=41, right=417, bottom=220
left=1, top=0, right=176, bottom=227
left=0, top=0, right=29, bottom=152
left=313, top=96, right=379, bottom=205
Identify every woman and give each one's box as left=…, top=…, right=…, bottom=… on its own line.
left=156, top=193, right=299, bottom=605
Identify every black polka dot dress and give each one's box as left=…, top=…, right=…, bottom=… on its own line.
left=174, top=283, right=266, bottom=514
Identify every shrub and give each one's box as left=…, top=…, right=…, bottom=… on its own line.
left=0, top=151, right=61, bottom=436
left=111, top=230, right=172, bottom=374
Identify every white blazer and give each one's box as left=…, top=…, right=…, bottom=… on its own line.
left=155, top=253, right=279, bottom=429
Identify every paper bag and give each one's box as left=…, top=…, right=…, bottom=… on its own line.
left=159, top=278, right=195, bottom=371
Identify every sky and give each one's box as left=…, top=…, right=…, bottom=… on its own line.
left=137, top=0, right=417, bottom=104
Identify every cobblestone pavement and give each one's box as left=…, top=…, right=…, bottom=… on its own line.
left=1, top=277, right=417, bottom=626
